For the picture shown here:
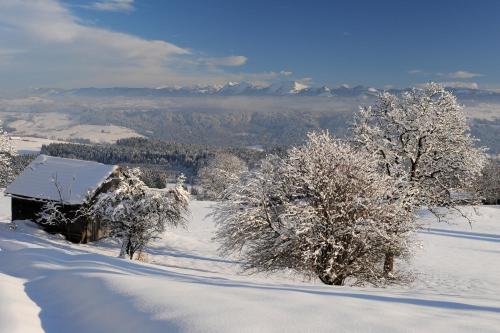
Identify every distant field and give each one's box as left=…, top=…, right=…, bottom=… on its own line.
left=1, top=112, right=143, bottom=144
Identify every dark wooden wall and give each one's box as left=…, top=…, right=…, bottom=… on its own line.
left=11, top=197, right=106, bottom=243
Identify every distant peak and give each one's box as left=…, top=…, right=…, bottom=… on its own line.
left=292, top=81, right=309, bottom=91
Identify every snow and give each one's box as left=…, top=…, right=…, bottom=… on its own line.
left=0, top=197, right=499, bottom=332
left=2, top=112, right=143, bottom=144
left=266, top=81, right=309, bottom=95
left=10, top=136, right=67, bottom=155
left=5, top=155, right=117, bottom=204
left=0, top=273, right=43, bottom=333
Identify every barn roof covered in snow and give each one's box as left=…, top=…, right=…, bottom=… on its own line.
left=5, top=155, right=118, bottom=204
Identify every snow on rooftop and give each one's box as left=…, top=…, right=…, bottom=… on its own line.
left=5, top=155, right=118, bottom=205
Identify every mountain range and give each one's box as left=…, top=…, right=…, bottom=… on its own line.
left=33, top=81, right=500, bottom=101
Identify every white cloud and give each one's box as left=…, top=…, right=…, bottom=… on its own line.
left=88, top=0, right=135, bottom=12
left=410, top=69, right=484, bottom=81
left=279, top=70, right=293, bottom=76
left=437, top=81, right=480, bottom=89
left=297, top=77, right=313, bottom=84
left=204, top=55, right=248, bottom=67
left=448, top=70, right=483, bottom=79
left=221, top=71, right=294, bottom=86
left=0, top=0, right=279, bottom=89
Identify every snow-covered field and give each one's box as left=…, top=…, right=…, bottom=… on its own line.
left=10, top=137, right=67, bottom=155
left=0, top=196, right=499, bottom=332
left=1, top=112, right=143, bottom=144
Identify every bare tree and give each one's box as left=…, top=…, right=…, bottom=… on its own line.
left=213, top=132, right=415, bottom=286
left=198, top=152, right=247, bottom=200
left=352, top=83, right=487, bottom=274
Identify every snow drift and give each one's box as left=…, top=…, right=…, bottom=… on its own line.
left=0, top=198, right=499, bottom=332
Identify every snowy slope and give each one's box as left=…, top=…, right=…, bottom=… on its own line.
left=10, top=137, right=67, bottom=155
left=0, top=198, right=499, bottom=333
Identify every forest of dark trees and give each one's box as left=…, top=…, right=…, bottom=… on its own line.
left=40, top=138, right=272, bottom=187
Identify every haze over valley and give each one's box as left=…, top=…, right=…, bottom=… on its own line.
left=2, top=82, right=500, bottom=153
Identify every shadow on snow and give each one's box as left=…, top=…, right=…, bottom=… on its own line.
left=419, top=228, right=500, bottom=243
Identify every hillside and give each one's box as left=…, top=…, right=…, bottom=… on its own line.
left=1, top=196, right=499, bottom=332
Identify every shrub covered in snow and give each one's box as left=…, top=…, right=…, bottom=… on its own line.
left=476, top=157, right=500, bottom=204
left=91, top=168, right=190, bottom=259
left=213, top=132, right=415, bottom=286
left=37, top=200, right=75, bottom=226
left=198, top=152, right=247, bottom=200
left=0, top=120, right=15, bottom=187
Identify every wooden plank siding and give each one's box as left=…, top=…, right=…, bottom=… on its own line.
left=12, top=196, right=107, bottom=243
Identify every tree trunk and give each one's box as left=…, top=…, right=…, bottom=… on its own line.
left=126, top=239, right=134, bottom=259
left=332, top=276, right=345, bottom=286
left=383, top=252, right=394, bottom=276
left=119, top=237, right=130, bottom=258
left=318, top=274, right=345, bottom=286
left=119, top=240, right=127, bottom=258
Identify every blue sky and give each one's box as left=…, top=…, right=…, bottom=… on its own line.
left=0, top=0, right=498, bottom=90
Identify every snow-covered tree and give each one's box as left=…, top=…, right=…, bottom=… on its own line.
left=92, top=168, right=189, bottom=259
left=353, top=83, right=486, bottom=210
left=0, top=120, right=16, bottom=187
left=198, top=152, right=247, bottom=200
left=213, top=131, right=415, bottom=286
left=353, top=83, right=487, bottom=273
left=477, top=157, right=500, bottom=205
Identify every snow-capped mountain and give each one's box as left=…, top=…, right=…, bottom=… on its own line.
left=218, top=82, right=263, bottom=96
left=331, top=85, right=378, bottom=97
left=35, top=81, right=333, bottom=97
left=264, top=81, right=310, bottom=95
left=31, top=82, right=500, bottom=101
left=290, top=86, right=332, bottom=97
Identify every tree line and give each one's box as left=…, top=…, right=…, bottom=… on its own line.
left=40, top=137, right=269, bottom=186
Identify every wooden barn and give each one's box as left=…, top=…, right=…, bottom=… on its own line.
left=5, top=155, right=119, bottom=243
